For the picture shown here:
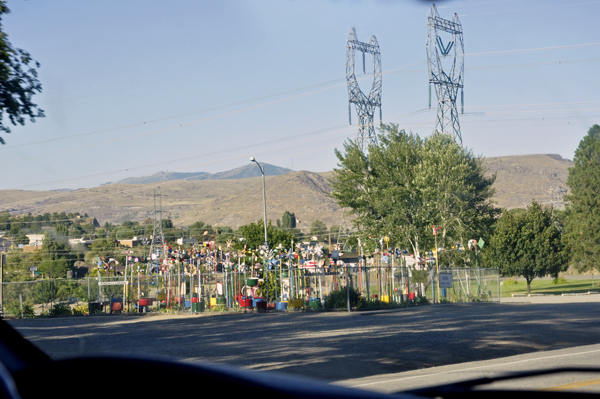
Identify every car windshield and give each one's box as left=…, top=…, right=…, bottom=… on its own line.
left=2, top=0, right=600, bottom=397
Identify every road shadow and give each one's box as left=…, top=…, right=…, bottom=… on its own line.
left=9, top=302, right=600, bottom=381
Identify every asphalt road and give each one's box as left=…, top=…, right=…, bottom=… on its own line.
left=335, top=343, right=600, bottom=394
left=7, top=301, right=600, bottom=384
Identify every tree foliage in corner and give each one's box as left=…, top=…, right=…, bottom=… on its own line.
left=0, top=1, right=44, bottom=144
left=564, top=124, right=600, bottom=272
left=487, top=202, right=567, bottom=294
left=331, top=124, right=498, bottom=262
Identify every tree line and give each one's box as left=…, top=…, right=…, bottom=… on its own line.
left=331, top=123, right=600, bottom=294
left=1, top=210, right=340, bottom=282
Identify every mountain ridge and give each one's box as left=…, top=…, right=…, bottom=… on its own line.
left=0, top=154, right=572, bottom=230
left=102, top=163, right=293, bottom=185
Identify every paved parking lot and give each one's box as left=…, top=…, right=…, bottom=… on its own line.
left=8, top=301, right=600, bottom=381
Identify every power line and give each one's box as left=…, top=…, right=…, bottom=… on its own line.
left=5, top=40, right=599, bottom=153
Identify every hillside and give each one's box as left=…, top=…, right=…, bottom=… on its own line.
left=104, top=163, right=292, bottom=185
left=483, top=154, right=571, bottom=209
left=0, top=154, right=572, bottom=230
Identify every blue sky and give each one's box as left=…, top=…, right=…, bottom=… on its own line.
left=2, top=0, right=599, bottom=190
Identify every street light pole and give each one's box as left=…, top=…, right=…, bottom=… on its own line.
left=250, top=157, right=268, bottom=250
left=251, top=156, right=270, bottom=308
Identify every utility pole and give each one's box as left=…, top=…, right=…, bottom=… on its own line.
left=149, top=188, right=166, bottom=256
left=426, top=3, right=465, bottom=144
left=346, top=27, right=382, bottom=153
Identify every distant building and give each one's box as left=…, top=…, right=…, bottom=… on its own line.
left=177, top=238, right=197, bottom=245
left=26, top=234, right=44, bottom=246
left=68, top=238, right=94, bottom=248
left=118, top=239, right=139, bottom=248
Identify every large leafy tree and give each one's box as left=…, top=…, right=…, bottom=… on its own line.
left=564, top=124, right=600, bottom=272
left=0, top=1, right=44, bottom=144
left=39, top=232, right=75, bottom=278
left=331, top=124, right=498, bottom=262
left=235, top=219, right=295, bottom=250
left=487, top=202, right=567, bottom=294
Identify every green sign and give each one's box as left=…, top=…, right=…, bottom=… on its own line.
left=478, top=238, right=485, bottom=249
left=34, top=271, right=41, bottom=275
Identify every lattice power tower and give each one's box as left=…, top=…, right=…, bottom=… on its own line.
left=426, top=3, right=465, bottom=144
left=149, top=188, right=166, bottom=256
left=346, top=27, right=382, bottom=153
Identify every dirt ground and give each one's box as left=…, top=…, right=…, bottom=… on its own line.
left=8, top=302, right=600, bottom=382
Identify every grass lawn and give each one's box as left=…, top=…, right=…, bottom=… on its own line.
left=500, top=279, right=600, bottom=297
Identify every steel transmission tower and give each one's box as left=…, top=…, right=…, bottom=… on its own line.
left=426, top=3, right=465, bottom=144
left=149, top=188, right=166, bottom=256
left=346, top=27, right=382, bottom=153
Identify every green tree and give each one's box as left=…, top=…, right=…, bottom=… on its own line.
left=310, top=220, right=328, bottom=237
left=9, top=224, right=19, bottom=235
left=0, top=209, right=10, bottom=231
left=487, top=202, right=567, bottom=294
left=85, top=237, right=116, bottom=261
left=564, top=124, right=600, bottom=272
left=39, top=232, right=74, bottom=278
left=55, top=223, right=68, bottom=235
left=4, top=250, right=40, bottom=281
left=282, top=211, right=296, bottom=229
left=331, top=124, right=498, bottom=259
left=235, top=220, right=295, bottom=250
left=0, top=1, right=44, bottom=144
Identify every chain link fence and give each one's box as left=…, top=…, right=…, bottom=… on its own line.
left=0, top=266, right=499, bottom=317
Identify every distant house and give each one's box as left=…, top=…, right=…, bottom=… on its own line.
left=26, top=234, right=44, bottom=246
left=177, top=238, right=197, bottom=246
left=68, top=238, right=94, bottom=249
left=118, top=239, right=139, bottom=248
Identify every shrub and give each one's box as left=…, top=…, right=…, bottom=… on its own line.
left=415, top=296, right=429, bottom=305
left=72, top=304, right=89, bottom=315
left=356, top=298, right=381, bottom=309
left=49, top=303, right=72, bottom=316
left=3, top=301, right=35, bottom=318
left=503, top=278, right=518, bottom=285
left=553, top=277, right=568, bottom=285
left=324, top=287, right=361, bottom=309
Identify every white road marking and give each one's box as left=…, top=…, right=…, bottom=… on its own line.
left=351, top=346, right=600, bottom=387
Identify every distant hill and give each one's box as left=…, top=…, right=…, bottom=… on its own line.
left=0, top=154, right=573, bottom=230
left=483, top=153, right=572, bottom=210
left=104, top=163, right=292, bottom=185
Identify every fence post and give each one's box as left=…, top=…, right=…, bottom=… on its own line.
left=431, top=265, right=435, bottom=304
left=497, top=268, right=500, bottom=302
left=346, top=263, right=350, bottom=313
